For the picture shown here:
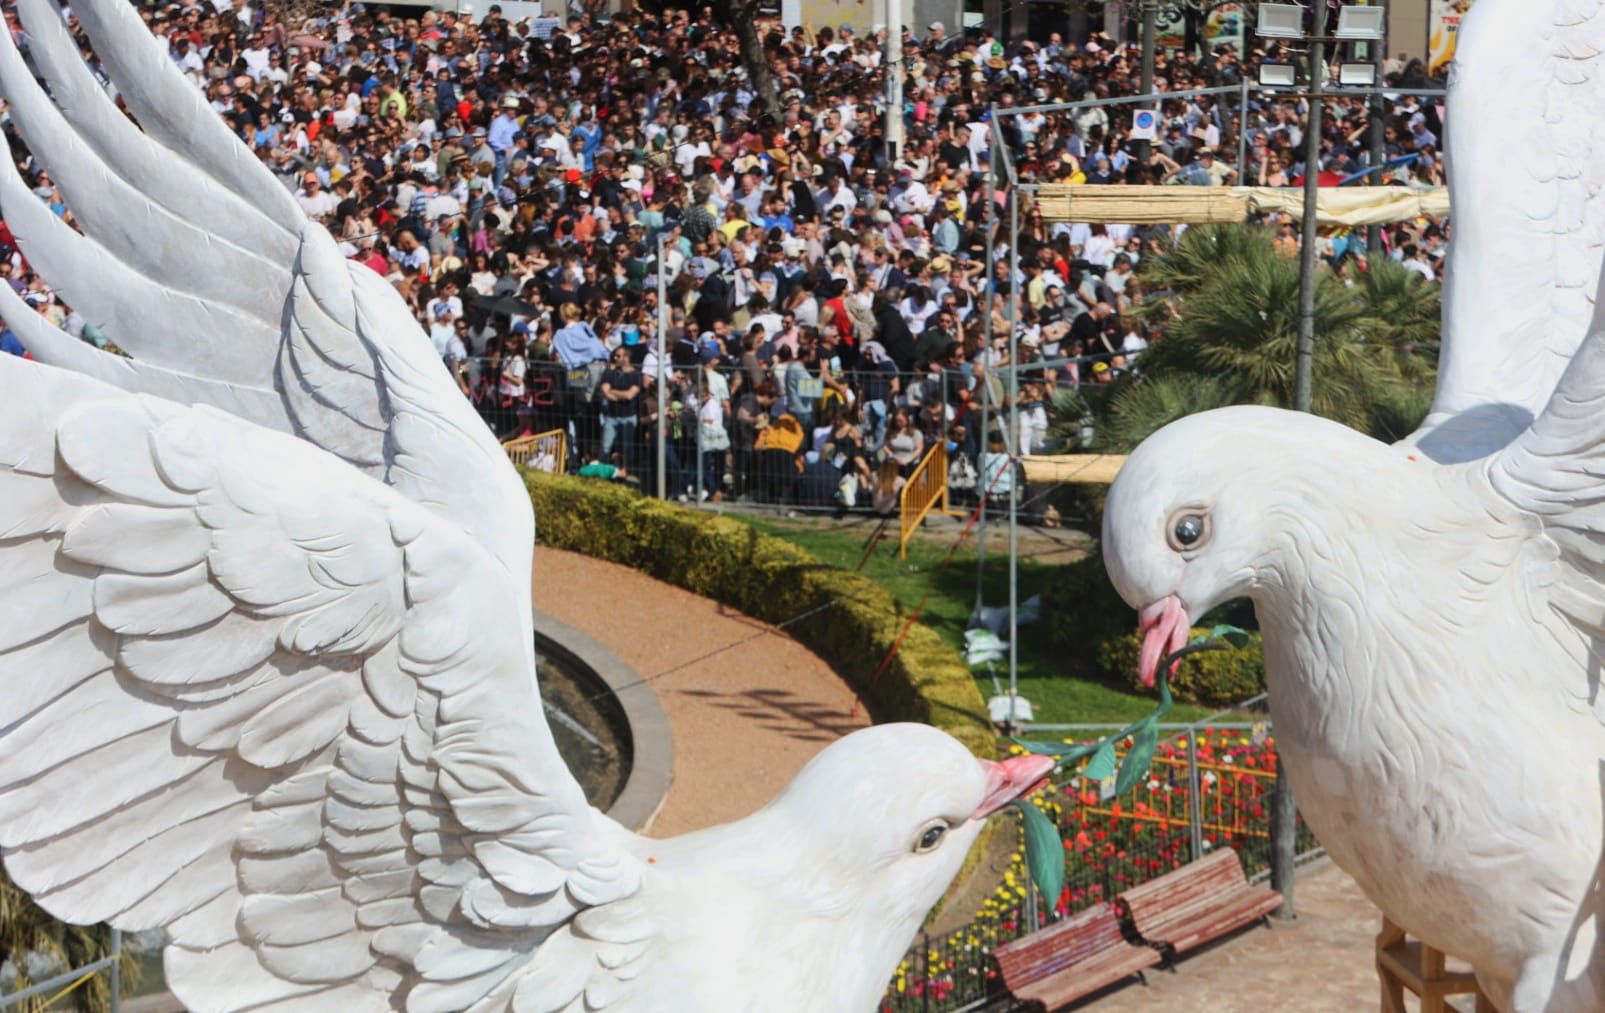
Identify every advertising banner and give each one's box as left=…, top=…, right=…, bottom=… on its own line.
left=1430, top=0, right=1474, bottom=74
left=1154, top=7, right=1186, bottom=50
left=1205, top=3, right=1245, bottom=55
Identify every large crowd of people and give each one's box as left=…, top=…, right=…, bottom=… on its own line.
left=0, top=1, right=1450, bottom=509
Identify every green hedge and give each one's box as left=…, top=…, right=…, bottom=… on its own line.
left=524, top=472, right=995, bottom=757
left=1041, top=545, right=1265, bottom=706
left=1098, top=627, right=1266, bottom=706
left=1038, top=547, right=1134, bottom=670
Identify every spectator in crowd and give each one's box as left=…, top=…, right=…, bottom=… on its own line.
left=599, top=345, right=642, bottom=468
left=0, top=1, right=1446, bottom=515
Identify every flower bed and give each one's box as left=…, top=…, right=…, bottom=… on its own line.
left=882, top=730, right=1312, bottom=1011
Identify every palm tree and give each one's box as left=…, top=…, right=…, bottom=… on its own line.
left=1139, top=222, right=1276, bottom=295
left=1352, top=254, right=1442, bottom=387
left=1, top=868, right=138, bottom=1012
left=1095, top=373, right=1236, bottom=452
left=1124, top=223, right=1439, bottom=440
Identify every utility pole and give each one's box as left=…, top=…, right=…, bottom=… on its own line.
left=885, top=0, right=903, bottom=167
left=1275, top=0, right=1332, bottom=924
left=976, top=139, right=996, bottom=615
left=1137, top=1, right=1157, bottom=163
left=1293, top=0, right=1327, bottom=417
left=1368, top=0, right=1388, bottom=253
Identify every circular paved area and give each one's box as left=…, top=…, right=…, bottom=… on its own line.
left=531, top=549, right=1452, bottom=1013
left=533, top=547, right=871, bottom=837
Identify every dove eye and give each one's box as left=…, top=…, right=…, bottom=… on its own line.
left=914, top=821, right=949, bottom=853
left=1167, top=510, right=1210, bottom=552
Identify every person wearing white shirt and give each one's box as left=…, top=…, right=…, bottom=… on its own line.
left=425, top=190, right=462, bottom=222
left=428, top=306, right=456, bottom=357
left=295, top=176, right=338, bottom=220
left=1401, top=246, right=1436, bottom=282
left=892, top=176, right=933, bottom=215
left=675, top=136, right=711, bottom=175
left=825, top=178, right=857, bottom=215
left=241, top=40, right=270, bottom=77
left=171, top=38, right=204, bottom=74
left=425, top=291, right=465, bottom=321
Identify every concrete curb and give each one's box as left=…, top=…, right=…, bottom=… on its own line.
left=535, top=610, right=674, bottom=834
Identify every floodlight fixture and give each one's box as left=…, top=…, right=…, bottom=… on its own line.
left=1335, top=6, right=1385, bottom=41
left=1338, top=62, right=1377, bottom=86
left=1258, top=63, right=1298, bottom=88
left=1256, top=4, right=1306, bottom=40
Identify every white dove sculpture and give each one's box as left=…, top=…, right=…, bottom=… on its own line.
left=0, top=1, right=1057, bottom=1009
left=1103, top=1, right=1605, bottom=1010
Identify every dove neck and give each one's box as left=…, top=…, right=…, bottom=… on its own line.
left=1248, top=467, right=1499, bottom=759
left=640, top=810, right=946, bottom=1008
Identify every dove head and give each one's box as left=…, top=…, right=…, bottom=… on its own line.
left=653, top=723, right=1052, bottom=1006
left=1103, top=405, right=1409, bottom=686
left=756, top=724, right=1053, bottom=916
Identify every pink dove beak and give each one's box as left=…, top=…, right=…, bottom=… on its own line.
left=971, top=754, right=1058, bottom=820
left=1137, top=595, right=1190, bottom=689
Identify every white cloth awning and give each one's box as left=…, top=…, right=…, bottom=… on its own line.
left=1033, top=185, right=1450, bottom=227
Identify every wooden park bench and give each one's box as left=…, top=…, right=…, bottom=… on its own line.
left=1117, top=847, right=1282, bottom=959
left=991, top=902, right=1160, bottom=1010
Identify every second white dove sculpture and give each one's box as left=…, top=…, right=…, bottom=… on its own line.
left=1103, top=1, right=1605, bottom=1009
left=0, top=0, right=1057, bottom=1009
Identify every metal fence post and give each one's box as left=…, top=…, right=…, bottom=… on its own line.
left=1271, top=754, right=1297, bottom=918
left=920, top=930, right=931, bottom=1013
left=110, top=928, right=122, bottom=1012
left=655, top=233, right=667, bottom=500
left=1026, top=877, right=1040, bottom=932
left=1185, top=727, right=1204, bottom=862
left=1238, top=78, right=1251, bottom=180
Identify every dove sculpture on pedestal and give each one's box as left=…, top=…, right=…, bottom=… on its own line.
left=0, top=1, right=1055, bottom=1009
left=1102, top=1, right=1605, bottom=1009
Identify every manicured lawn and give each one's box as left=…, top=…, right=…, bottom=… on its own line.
left=734, top=514, right=1218, bottom=726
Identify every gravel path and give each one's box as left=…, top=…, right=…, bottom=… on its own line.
left=533, top=547, right=871, bottom=837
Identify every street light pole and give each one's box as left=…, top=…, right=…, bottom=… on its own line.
left=1137, top=1, right=1157, bottom=162
left=886, top=0, right=903, bottom=167
left=1368, top=0, right=1388, bottom=253
left=1293, top=0, right=1327, bottom=416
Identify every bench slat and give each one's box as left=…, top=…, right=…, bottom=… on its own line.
left=1117, top=849, right=1281, bottom=956
left=993, top=903, right=1160, bottom=1010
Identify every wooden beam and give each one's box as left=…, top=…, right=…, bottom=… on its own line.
left=1021, top=455, right=1127, bottom=485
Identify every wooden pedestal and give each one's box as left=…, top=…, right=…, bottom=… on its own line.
left=1376, top=918, right=1495, bottom=1012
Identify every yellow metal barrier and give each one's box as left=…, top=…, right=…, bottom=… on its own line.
left=898, top=442, right=949, bottom=559
left=502, top=428, right=567, bottom=473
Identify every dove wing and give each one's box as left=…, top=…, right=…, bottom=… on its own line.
left=1482, top=231, right=1605, bottom=731
left=0, top=355, right=651, bottom=1012
left=0, top=0, right=533, bottom=606
left=1405, top=0, right=1605, bottom=464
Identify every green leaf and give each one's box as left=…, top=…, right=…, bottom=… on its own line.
left=1115, top=720, right=1160, bottom=796
left=1010, top=738, right=1100, bottom=763
left=1081, top=741, right=1118, bottom=782
left=1210, top=624, right=1251, bottom=649
left=1010, top=738, right=1071, bottom=757
left=1014, top=800, right=1065, bottom=909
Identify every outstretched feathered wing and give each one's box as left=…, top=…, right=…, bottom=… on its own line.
left=0, top=1, right=652, bottom=1009
left=0, top=356, right=651, bottom=1011
left=0, top=0, right=532, bottom=601
left=1488, top=201, right=1605, bottom=727
left=1405, top=0, right=1605, bottom=464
